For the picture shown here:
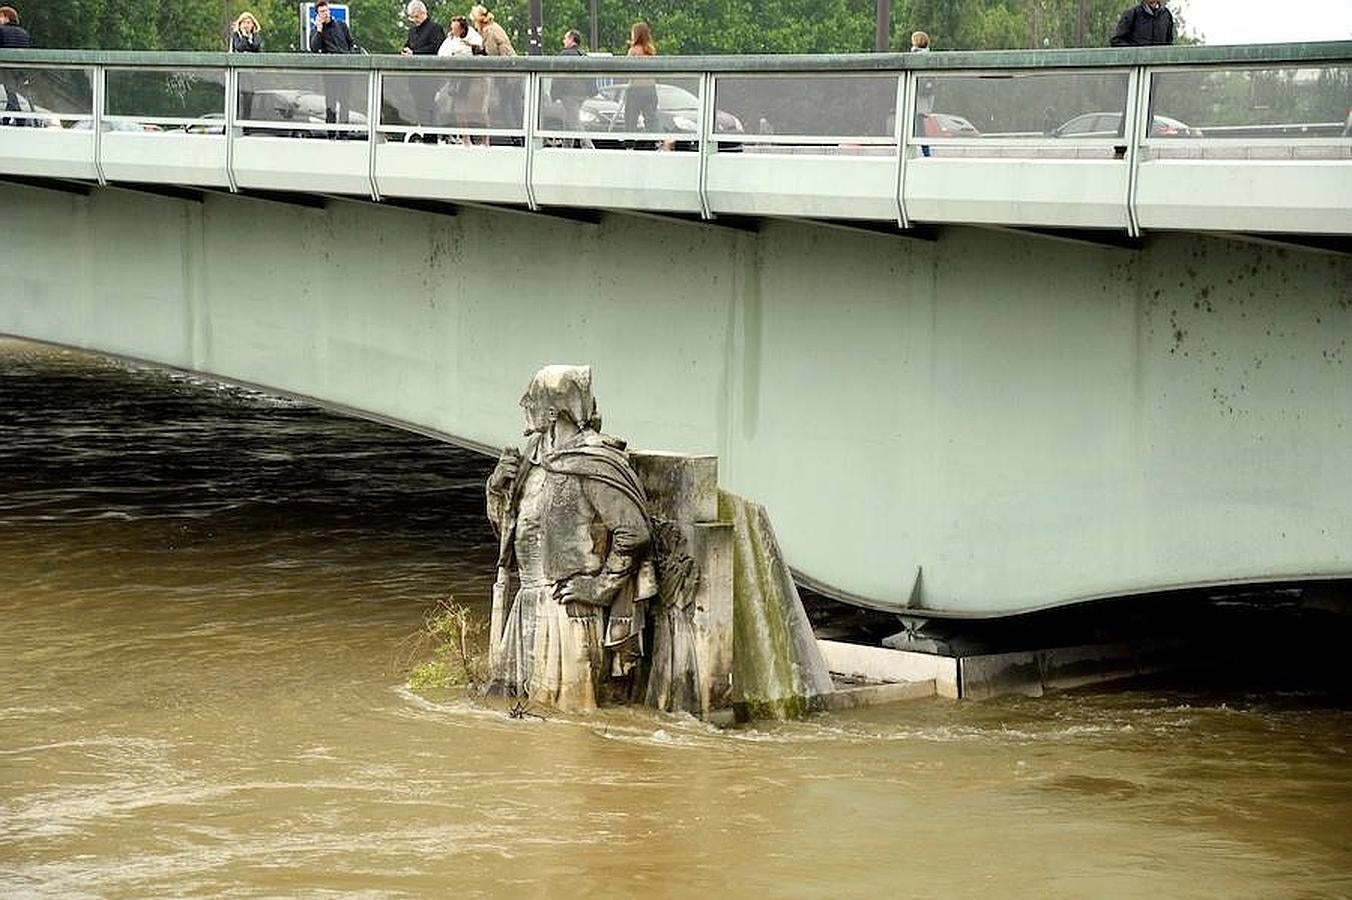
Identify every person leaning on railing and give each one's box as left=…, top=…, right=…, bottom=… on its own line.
left=230, top=12, right=262, bottom=53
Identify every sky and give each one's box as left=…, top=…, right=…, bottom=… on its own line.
left=1172, top=0, right=1352, bottom=45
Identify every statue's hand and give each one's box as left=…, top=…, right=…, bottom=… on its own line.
left=487, top=447, right=521, bottom=492
left=554, top=574, right=602, bottom=606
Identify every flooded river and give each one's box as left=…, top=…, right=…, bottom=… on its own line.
left=2, top=339, right=1349, bottom=897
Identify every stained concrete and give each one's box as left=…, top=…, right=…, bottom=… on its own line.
left=2, top=180, right=1348, bottom=615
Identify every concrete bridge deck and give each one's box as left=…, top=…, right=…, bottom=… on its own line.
left=1, top=43, right=1349, bottom=236
left=1, top=44, right=1349, bottom=618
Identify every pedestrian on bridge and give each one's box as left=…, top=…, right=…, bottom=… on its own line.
left=229, top=12, right=262, bottom=53
left=471, top=5, right=519, bottom=145
left=401, top=1, right=446, bottom=143
left=310, top=0, right=356, bottom=53
left=553, top=29, right=591, bottom=146
left=1109, top=0, right=1174, bottom=46
left=624, top=22, right=658, bottom=150
left=309, top=0, right=359, bottom=134
left=437, top=16, right=487, bottom=145
left=0, top=6, right=30, bottom=48
left=0, top=6, right=30, bottom=124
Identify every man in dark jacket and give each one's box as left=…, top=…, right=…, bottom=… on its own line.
left=0, top=6, right=31, bottom=47
left=552, top=29, right=590, bottom=143
left=401, top=1, right=445, bottom=54
left=0, top=6, right=31, bottom=124
left=309, top=0, right=355, bottom=53
left=1110, top=0, right=1174, bottom=46
left=310, top=0, right=358, bottom=130
left=400, top=1, right=445, bottom=141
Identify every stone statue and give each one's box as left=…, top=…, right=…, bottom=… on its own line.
left=485, top=365, right=656, bottom=712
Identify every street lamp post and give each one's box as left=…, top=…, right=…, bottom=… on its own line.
left=528, top=0, right=543, bottom=53
left=874, top=0, right=890, bottom=52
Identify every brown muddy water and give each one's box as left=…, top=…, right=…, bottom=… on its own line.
left=1, top=339, right=1350, bottom=898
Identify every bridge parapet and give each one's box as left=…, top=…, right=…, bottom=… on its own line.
left=1, top=43, right=1349, bottom=234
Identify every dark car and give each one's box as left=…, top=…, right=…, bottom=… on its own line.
left=1051, top=111, right=1202, bottom=138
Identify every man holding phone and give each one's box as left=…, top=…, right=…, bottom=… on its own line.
left=309, top=0, right=356, bottom=53
left=309, top=1, right=359, bottom=133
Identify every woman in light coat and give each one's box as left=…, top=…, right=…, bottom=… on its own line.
left=469, top=6, right=519, bottom=140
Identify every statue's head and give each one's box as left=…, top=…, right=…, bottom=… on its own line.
left=521, top=365, right=600, bottom=435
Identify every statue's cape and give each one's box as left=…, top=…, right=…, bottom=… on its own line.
left=503, top=430, right=657, bottom=662
left=498, top=431, right=650, bottom=568
left=537, top=436, right=650, bottom=515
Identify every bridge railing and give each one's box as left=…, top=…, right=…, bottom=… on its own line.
left=1, top=44, right=1348, bottom=234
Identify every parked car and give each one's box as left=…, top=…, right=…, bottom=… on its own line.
left=1051, top=111, right=1202, bottom=138
left=915, top=112, right=980, bottom=137
left=241, top=89, right=368, bottom=137
left=70, top=119, right=163, bottom=133
left=176, top=113, right=224, bottom=136
left=542, top=82, right=743, bottom=141
left=0, top=86, right=60, bottom=128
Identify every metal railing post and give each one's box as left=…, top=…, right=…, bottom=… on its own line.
left=895, top=70, right=917, bottom=230
left=367, top=68, right=381, bottom=201
left=893, top=71, right=912, bottom=230
left=91, top=65, right=107, bottom=185
left=524, top=72, right=539, bottom=211
left=223, top=65, right=239, bottom=193
left=697, top=71, right=714, bottom=220
left=1123, top=65, right=1150, bottom=239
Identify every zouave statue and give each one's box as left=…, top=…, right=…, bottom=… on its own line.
left=486, top=365, right=656, bottom=712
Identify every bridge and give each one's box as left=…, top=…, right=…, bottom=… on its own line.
left=1, top=43, right=1349, bottom=619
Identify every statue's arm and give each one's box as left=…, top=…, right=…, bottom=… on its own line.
left=486, top=485, right=507, bottom=534
left=555, top=479, right=650, bottom=608
left=485, top=448, right=521, bottom=533
left=586, top=479, right=651, bottom=573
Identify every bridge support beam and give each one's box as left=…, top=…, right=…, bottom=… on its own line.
left=1, top=179, right=1348, bottom=618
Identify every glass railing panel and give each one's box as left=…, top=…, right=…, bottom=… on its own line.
left=380, top=72, right=524, bottom=143
left=536, top=75, right=703, bottom=148
left=0, top=66, right=93, bottom=127
left=105, top=68, right=226, bottom=134
left=1148, top=65, right=1351, bottom=159
left=712, top=74, right=896, bottom=155
left=237, top=70, right=369, bottom=136
left=911, top=70, right=1132, bottom=158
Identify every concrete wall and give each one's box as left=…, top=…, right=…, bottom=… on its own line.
left=2, top=180, right=1349, bottom=614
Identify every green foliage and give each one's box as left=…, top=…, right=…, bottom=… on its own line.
left=18, top=0, right=1196, bottom=54
left=407, top=597, right=490, bottom=694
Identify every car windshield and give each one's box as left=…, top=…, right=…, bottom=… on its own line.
left=655, top=85, right=699, bottom=110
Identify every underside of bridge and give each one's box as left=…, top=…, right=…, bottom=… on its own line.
left=2, top=177, right=1348, bottom=618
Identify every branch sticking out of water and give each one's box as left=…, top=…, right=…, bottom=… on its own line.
left=406, top=596, right=491, bottom=694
